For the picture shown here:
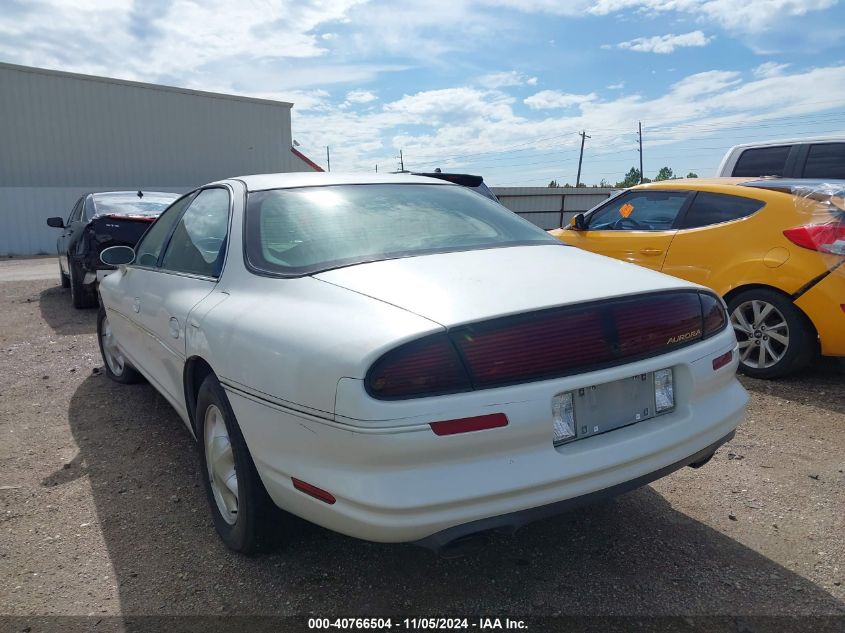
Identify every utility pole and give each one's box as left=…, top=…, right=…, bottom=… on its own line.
left=375, top=164, right=378, bottom=173
left=637, top=121, right=643, bottom=183
left=398, top=149, right=405, bottom=172
left=326, top=146, right=331, bottom=172
left=576, top=130, right=590, bottom=187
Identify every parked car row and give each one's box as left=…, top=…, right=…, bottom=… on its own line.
left=91, top=172, right=745, bottom=553
left=42, top=135, right=842, bottom=555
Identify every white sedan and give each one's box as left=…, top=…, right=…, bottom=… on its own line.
left=97, top=173, right=747, bottom=553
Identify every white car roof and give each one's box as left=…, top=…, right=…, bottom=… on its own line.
left=228, top=172, right=455, bottom=192
left=725, top=135, right=845, bottom=151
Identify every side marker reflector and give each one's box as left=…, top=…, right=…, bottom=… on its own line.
left=430, top=413, right=508, bottom=436
left=712, top=350, right=733, bottom=371
left=292, top=478, right=336, bottom=504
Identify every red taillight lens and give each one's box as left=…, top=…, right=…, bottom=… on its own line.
left=700, top=292, right=727, bottom=338
left=366, top=333, right=471, bottom=399
left=783, top=223, right=845, bottom=254
left=291, top=478, right=336, bottom=504
left=430, top=413, right=508, bottom=436
left=367, top=291, right=728, bottom=400
left=453, top=306, right=609, bottom=388
left=612, top=293, right=702, bottom=355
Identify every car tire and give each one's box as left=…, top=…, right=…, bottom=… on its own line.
left=59, top=260, right=70, bottom=288
left=97, top=306, right=142, bottom=384
left=196, top=374, right=276, bottom=554
left=69, top=261, right=97, bottom=309
left=727, top=288, right=816, bottom=379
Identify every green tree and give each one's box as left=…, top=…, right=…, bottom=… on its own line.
left=655, top=166, right=674, bottom=181
left=615, top=167, right=641, bottom=188
left=548, top=179, right=560, bottom=187
left=686, top=172, right=699, bottom=178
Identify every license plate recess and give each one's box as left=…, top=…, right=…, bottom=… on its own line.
left=573, top=373, right=657, bottom=440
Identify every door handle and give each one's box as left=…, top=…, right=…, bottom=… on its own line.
left=132, top=297, right=140, bottom=313
left=169, top=317, right=180, bottom=339
left=639, top=248, right=664, bottom=256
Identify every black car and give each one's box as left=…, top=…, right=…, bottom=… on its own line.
left=47, top=191, right=180, bottom=308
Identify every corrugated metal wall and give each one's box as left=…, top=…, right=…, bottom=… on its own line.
left=492, top=187, right=615, bottom=229
left=0, top=63, right=302, bottom=256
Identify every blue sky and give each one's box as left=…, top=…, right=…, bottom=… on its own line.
left=2, top=0, right=845, bottom=185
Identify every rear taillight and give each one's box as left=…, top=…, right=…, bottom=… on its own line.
left=366, top=291, right=728, bottom=400
left=366, top=333, right=471, bottom=399
left=700, top=292, right=728, bottom=338
left=783, top=223, right=845, bottom=255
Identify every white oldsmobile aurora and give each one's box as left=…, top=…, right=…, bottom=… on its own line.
left=97, top=173, right=747, bottom=553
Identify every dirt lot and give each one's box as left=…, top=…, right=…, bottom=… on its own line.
left=1, top=265, right=843, bottom=622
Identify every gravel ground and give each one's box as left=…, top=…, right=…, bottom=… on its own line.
left=1, top=273, right=843, bottom=620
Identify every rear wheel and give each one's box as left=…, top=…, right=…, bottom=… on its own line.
left=69, top=261, right=97, bottom=309
left=728, top=288, right=816, bottom=379
left=196, top=374, right=277, bottom=554
left=97, top=307, right=142, bottom=384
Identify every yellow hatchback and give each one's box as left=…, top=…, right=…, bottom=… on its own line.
left=550, top=178, right=845, bottom=378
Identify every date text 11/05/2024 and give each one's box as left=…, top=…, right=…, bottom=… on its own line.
left=307, top=618, right=528, bottom=630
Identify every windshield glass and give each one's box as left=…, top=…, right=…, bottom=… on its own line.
left=244, top=183, right=558, bottom=275
left=92, top=193, right=179, bottom=217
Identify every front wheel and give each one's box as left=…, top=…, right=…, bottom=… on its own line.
left=727, top=289, right=816, bottom=379
left=196, top=374, right=277, bottom=553
left=97, top=307, right=142, bottom=384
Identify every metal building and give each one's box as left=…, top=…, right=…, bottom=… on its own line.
left=0, top=62, right=313, bottom=256
left=491, top=187, right=615, bottom=229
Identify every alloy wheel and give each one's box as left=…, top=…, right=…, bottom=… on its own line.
left=730, top=300, right=789, bottom=369
left=204, top=405, right=239, bottom=525
left=100, top=315, right=125, bottom=376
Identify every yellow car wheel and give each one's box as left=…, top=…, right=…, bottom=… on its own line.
left=727, top=288, right=816, bottom=379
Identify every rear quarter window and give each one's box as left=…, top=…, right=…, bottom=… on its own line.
left=733, top=146, right=791, bottom=177
left=802, top=143, right=845, bottom=179
left=681, top=192, right=765, bottom=229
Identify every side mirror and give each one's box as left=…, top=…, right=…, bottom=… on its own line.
left=571, top=213, right=587, bottom=231
left=100, top=245, right=135, bottom=266
left=47, top=217, right=64, bottom=228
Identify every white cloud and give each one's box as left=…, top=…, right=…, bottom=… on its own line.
left=611, top=31, right=713, bottom=54
left=346, top=89, right=378, bottom=103
left=524, top=90, right=597, bottom=109
left=0, top=0, right=370, bottom=82
left=588, top=0, right=837, bottom=34
left=607, top=81, right=625, bottom=90
left=479, top=71, right=538, bottom=88
left=753, top=61, right=791, bottom=77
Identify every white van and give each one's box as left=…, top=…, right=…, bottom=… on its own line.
left=717, top=137, right=845, bottom=179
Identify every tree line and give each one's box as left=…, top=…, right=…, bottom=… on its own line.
left=548, top=167, right=698, bottom=188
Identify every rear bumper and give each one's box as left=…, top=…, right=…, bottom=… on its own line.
left=795, top=266, right=845, bottom=356
left=227, top=331, right=747, bottom=544
left=415, top=430, right=734, bottom=549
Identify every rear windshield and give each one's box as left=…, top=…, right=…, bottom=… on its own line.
left=244, top=183, right=558, bottom=276
left=92, top=193, right=179, bottom=217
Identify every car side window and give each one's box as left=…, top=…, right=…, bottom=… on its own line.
left=67, top=198, right=83, bottom=225
left=160, top=188, right=230, bottom=278
left=802, top=143, right=845, bottom=179
left=587, top=191, right=690, bottom=231
left=134, top=194, right=194, bottom=268
left=680, top=192, right=765, bottom=229
left=733, top=146, right=791, bottom=177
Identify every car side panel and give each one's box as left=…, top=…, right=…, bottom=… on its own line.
left=794, top=265, right=845, bottom=356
